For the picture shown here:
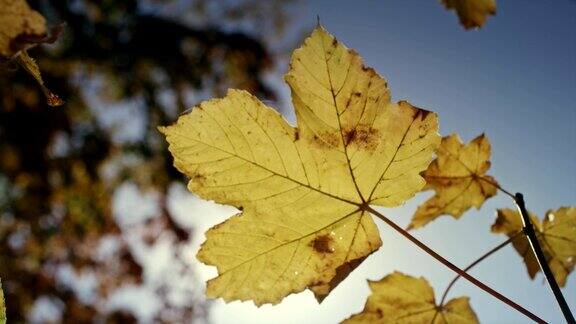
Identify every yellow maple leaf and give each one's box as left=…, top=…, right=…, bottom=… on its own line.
left=408, top=134, right=498, bottom=230
left=0, top=0, right=47, bottom=58
left=442, top=0, right=497, bottom=30
left=161, top=26, right=440, bottom=305
left=492, top=207, right=576, bottom=287
left=343, top=271, right=478, bottom=323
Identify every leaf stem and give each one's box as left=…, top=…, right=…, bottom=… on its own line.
left=478, top=176, right=515, bottom=199
left=513, top=193, right=575, bottom=323
left=439, top=231, right=521, bottom=306
left=364, top=205, right=545, bottom=323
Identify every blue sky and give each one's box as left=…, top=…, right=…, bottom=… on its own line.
left=198, top=1, right=576, bottom=323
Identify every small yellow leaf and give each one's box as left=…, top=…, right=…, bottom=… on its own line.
left=161, top=27, right=440, bottom=305
left=343, top=271, right=478, bottom=323
left=442, top=0, right=497, bottom=30
left=492, top=207, right=576, bottom=286
left=409, top=134, right=497, bottom=229
left=0, top=0, right=47, bottom=57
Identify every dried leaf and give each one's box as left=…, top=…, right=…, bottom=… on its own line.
left=409, top=134, right=497, bottom=230
left=492, top=207, right=576, bottom=286
left=442, top=0, right=497, bottom=30
left=0, top=0, right=47, bottom=57
left=161, top=26, right=440, bottom=305
left=343, top=271, right=478, bottom=323
left=15, top=51, right=64, bottom=107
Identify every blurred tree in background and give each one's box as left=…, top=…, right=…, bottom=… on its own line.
left=0, top=0, right=298, bottom=322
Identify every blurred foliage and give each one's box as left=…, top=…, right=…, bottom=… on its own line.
left=0, top=0, right=297, bottom=322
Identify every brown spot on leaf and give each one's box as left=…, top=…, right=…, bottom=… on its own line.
left=310, top=234, right=334, bottom=253
left=353, top=92, right=361, bottom=97
left=332, top=38, right=338, bottom=46
left=191, top=173, right=206, bottom=184
left=311, top=256, right=366, bottom=302
left=310, top=132, right=340, bottom=149
left=293, top=129, right=300, bottom=141
left=343, top=125, right=380, bottom=151
left=344, top=129, right=356, bottom=145
left=361, top=66, right=376, bottom=78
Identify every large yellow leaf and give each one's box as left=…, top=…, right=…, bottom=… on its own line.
left=161, top=27, right=440, bottom=305
left=0, top=0, right=46, bottom=58
left=409, top=134, right=497, bottom=230
left=343, top=272, right=478, bottom=323
left=442, top=0, right=497, bottom=30
left=492, top=207, right=576, bottom=287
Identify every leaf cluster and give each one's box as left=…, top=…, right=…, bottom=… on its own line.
left=162, top=24, right=575, bottom=322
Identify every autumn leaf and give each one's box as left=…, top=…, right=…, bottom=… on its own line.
left=161, top=26, right=440, bottom=305
left=492, top=207, right=576, bottom=286
left=0, top=0, right=47, bottom=58
left=408, top=134, right=498, bottom=230
left=442, top=0, right=497, bottom=30
left=343, top=271, right=478, bottom=323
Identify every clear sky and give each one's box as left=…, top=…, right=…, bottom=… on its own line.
left=190, top=1, right=576, bottom=323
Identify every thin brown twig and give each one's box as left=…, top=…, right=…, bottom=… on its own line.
left=477, top=176, right=515, bottom=199
left=363, top=205, right=545, bottom=323
left=438, top=231, right=522, bottom=307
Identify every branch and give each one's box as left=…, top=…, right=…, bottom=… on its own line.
left=363, top=205, right=545, bottom=323
left=439, top=231, right=521, bottom=306
left=514, top=193, right=575, bottom=323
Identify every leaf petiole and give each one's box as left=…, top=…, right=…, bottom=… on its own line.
left=438, top=231, right=521, bottom=307
left=477, top=175, right=515, bottom=199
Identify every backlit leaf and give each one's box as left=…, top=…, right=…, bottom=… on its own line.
left=161, top=26, right=440, bottom=305
left=492, top=207, right=576, bottom=286
left=409, top=134, right=497, bottom=230
left=442, top=0, right=497, bottom=30
left=343, top=271, right=478, bottom=323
